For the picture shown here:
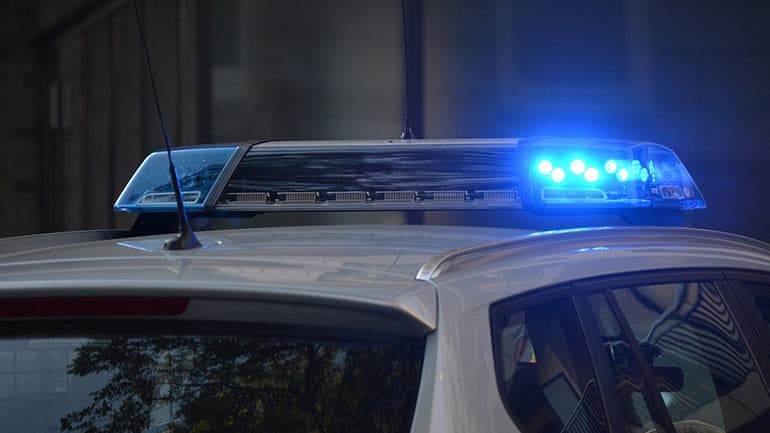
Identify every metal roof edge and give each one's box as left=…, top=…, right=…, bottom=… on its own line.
left=0, top=230, right=132, bottom=257
left=248, top=138, right=523, bottom=147
left=416, top=226, right=770, bottom=282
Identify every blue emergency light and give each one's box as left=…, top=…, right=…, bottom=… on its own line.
left=519, top=137, right=705, bottom=210
left=114, top=138, right=706, bottom=214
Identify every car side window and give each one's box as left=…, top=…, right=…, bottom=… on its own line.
left=602, top=281, right=770, bottom=433
left=587, top=294, right=659, bottom=433
left=492, top=298, right=609, bottom=433
left=744, top=283, right=770, bottom=327
left=757, top=295, right=770, bottom=325
left=738, top=281, right=770, bottom=357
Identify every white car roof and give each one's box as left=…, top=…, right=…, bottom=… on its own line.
left=0, top=225, right=530, bottom=330
left=419, top=226, right=770, bottom=311
left=1, top=224, right=768, bottom=329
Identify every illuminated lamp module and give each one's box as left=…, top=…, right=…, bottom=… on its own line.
left=584, top=167, right=600, bottom=183
left=570, top=159, right=586, bottom=175
left=537, top=160, right=553, bottom=175
left=521, top=137, right=706, bottom=210
left=640, top=168, right=650, bottom=182
left=616, top=168, right=629, bottom=182
left=604, top=160, right=617, bottom=174
left=551, top=168, right=566, bottom=183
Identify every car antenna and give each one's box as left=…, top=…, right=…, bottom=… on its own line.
left=399, top=0, right=414, bottom=139
left=132, top=0, right=201, bottom=250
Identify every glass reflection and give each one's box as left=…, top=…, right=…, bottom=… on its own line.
left=0, top=335, right=423, bottom=433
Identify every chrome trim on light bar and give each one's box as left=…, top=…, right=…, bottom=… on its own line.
left=379, top=191, right=417, bottom=202
left=227, top=192, right=269, bottom=203
left=426, top=191, right=466, bottom=201
left=280, top=192, right=318, bottom=203
left=477, top=190, right=520, bottom=201
left=329, top=191, right=368, bottom=202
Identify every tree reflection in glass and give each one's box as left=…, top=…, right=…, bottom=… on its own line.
left=56, top=336, right=422, bottom=433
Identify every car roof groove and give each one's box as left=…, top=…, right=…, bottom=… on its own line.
left=416, top=226, right=770, bottom=282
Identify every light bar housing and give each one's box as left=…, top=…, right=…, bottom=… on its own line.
left=220, top=140, right=521, bottom=211
left=114, top=138, right=705, bottom=214
left=114, top=146, right=241, bottom=212
left=519, top=137, right=705, bottom=210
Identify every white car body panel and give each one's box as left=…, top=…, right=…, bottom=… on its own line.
left=0, top=225, right=530, bottom=332
left=416, top=226, right=770, bottom=433
left=1, top=224, right=770, bottom=433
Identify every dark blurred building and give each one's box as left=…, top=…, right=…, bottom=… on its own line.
left=1, top=0, right=769, bottom=240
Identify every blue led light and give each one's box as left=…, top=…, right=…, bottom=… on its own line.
left=551, top=168, right=566, bottom=183
left=570, top=159, right=586, bottom=175
left=523, top=137, right=706, bottom=210
left=616, top=168, right=629, bottom=182
left=648, top=160, right=656, bottom=182
left=537, top=160, right=553, bottom=175
left=584, top=167, right=600, bottom=183
left=604, top=160, right=617, bottom=174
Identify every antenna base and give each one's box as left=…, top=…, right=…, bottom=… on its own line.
left=163, top=230, right=202, bottom=250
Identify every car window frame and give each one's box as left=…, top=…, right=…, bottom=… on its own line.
left=491, top=268, right=770, bottom=433
left=587, top=289, right=677, bottom=433
left=490, top=283, right=625, bottom=433
left=724, top=270, right=770, bottom=362
left=574, top=269, right=770, bottom=432
left=570, top=271, right=730, bottom=433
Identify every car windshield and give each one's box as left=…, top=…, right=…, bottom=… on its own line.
left=0, top=334, right=423, bottom=433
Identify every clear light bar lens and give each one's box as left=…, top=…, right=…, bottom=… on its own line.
left=114, top=146, right=238, bottom=212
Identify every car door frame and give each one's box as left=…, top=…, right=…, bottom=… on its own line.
left=491, top=268, right=770, bottom=433
left=573, top=268, right=770, bottom=430
left=724, top=270, right=770, bottom=360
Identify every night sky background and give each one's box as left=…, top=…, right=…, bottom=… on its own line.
left=0, top=0, right=768, bottom=240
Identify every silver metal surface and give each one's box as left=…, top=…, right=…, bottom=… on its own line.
left=2, top=223, right=770, bottom=433
left=414, top=226, right=770, bottom=433
left=417, top=226, right=770, bottom=282
left=0, top=225, right=530, bottom=332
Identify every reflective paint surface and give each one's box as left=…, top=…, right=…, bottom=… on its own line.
left=2, top=224, right=769, bottom=433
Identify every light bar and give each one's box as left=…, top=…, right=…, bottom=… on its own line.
left=520, top=137, right=705, bottom=210
left=218, top=141, right=522, bottom=211
left=114, top=146, right=240, bottom=212
left=114, top=138, right=705, bottom=214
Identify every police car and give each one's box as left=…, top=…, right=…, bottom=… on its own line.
left=0, top=137, right=768, bottom=433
